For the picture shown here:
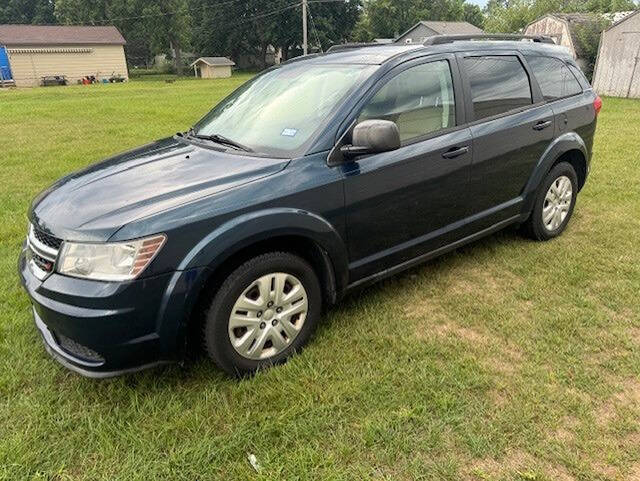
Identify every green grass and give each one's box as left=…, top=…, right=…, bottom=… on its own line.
left=1, top=78, right=639, bottom=481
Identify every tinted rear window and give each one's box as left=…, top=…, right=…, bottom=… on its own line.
left=464, top=56, right=532, bottom=120
left=526, top=55, right=582, bottom=100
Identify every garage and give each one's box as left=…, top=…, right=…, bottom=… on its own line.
left=0, top=24, right=128, bottom=87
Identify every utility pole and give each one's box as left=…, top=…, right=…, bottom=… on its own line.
left=302, top=0, right=308, bottom=55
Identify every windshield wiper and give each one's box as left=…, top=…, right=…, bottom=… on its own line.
left=179, top=128, right=253, bottom=152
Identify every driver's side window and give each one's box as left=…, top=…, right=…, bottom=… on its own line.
left=358, top=60, right=456, bottom=143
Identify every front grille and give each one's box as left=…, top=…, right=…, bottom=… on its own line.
left=31, top=251, right=54, bottom=273
left=55, top=333, right=105, bottom=363
left=32, top=226, right=63, bottom=250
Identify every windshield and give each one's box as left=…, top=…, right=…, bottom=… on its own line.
left=193, top=63, right=377, bottom=157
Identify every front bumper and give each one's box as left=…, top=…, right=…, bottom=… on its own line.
left=18, top=246, right=207, bottom=378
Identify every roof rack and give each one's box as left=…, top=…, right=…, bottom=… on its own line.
left=326, top=43, right=381, bottom=53
left=423, top=34, right=556, bottom=46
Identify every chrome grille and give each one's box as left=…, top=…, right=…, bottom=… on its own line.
left=32, top=226, right=62, bottom=250
left=30, top=250, right=54, bottom=273
left=27, top=223, right=61, bottom=280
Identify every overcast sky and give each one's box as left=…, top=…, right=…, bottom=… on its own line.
left=467, top=0, right=489, bottom=7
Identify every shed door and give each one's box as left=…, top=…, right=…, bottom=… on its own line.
left=0, top=46, right=12, bottom=81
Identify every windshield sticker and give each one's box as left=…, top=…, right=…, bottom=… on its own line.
left=281, top=128, right=298, bottom=137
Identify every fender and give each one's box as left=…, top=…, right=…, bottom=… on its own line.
left=151, top=208, right=349, bottom=358
left=521, top=132, right=588, bottom=215
left=178, top=207, right=349, bottom=294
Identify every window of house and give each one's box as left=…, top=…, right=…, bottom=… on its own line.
left=463, top=55, right=533, bottom=120
left=358, top=60, right=456, bottom=143
left=526, top=55, right=583, bottom=100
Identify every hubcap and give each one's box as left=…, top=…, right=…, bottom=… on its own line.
left=228, top=272, right=308, bottom=360
left=542, top=175, right=573, bottom=232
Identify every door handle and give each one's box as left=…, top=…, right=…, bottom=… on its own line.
left=442, top=146, right=469, bottom=159
left=533, top=120, right=553, bottom=131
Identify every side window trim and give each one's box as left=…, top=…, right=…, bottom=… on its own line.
left=456, top=50, right=545, bottom=125
left=524, top=55, right=585, bottom=103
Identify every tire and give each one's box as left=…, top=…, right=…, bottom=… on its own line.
left=522, top=161, right=579, bottom=241
left=202, top=252, right=322, bottom=377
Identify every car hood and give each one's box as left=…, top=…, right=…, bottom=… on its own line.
left=30, top=137, right=289, bottom=241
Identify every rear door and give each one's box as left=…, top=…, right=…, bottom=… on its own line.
left=459, top=52, right=554, bottom=226
left=525, top=55, right=596, bottom=152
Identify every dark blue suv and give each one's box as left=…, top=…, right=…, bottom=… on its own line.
left=19, top=35, right=601, bottom=377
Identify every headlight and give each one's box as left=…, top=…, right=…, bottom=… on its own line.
left=58, top=234, right=166, bottom=281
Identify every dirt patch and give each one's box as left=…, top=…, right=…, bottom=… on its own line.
left=463, top=449, right=575, bottom=481
left=593, top=462, right=622, bottom=480
left=412, top=320, right=525, bottom=376
left=545, top=415, right=579, bottom=446
left=596, top=378, right=640, bottom=426
left=430, top=322, right=489, bottom=345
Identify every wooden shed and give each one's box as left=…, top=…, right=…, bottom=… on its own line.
left=592, top=10, right=640, bottom=98
left=524, top=14, right=600, bottom=72
left=190, top=57, right=235, bottom=79
left=0, top=24, right=128, bottom=87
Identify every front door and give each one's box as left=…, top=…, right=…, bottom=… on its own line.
left=341, top=57, right=473, bottom=280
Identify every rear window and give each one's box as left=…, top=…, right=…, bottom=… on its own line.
left=463, top=55, right=532, bottom=121
left=525, top=55, right=582, bottom=100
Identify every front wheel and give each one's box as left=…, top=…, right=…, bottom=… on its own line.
left=202, top=252, right=322, bottom=377
left=522, top=161, right=579, bottom=241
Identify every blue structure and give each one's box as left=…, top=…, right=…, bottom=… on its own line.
left=0, top=46, right=13, bottom=82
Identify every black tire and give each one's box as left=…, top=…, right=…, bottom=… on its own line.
left=522, top=161, right=579, bottom=241
left=202, top=252, right=322, bottom=377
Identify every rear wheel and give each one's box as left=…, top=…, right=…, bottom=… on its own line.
left=522, top=161, right=578, bottom=241
left=202, top=252, right=322, bottom=377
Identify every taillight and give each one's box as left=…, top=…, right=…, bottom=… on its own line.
left=594, top=95, right=602, bottom=116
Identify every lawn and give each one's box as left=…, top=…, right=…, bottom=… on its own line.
left=0, top=77, right=639, bottom=481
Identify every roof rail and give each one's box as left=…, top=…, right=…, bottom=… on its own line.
left=423, top=34, right=555, bottom=46
left=326, top=43, right=381, bottom=53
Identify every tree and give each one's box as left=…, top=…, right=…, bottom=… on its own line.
left=54, top=0, right=191, bottom=71
left=484, top=0, right=636, bottom=33
left=0, top=0, right=56, bottom=24
left=463, top=3, right=485, bottom=28
left=573, top=16, right=610, bottom=80
left=361, top=0, right=486, bottom=40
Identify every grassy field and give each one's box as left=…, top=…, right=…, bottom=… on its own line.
left=0, top=77, right=639, bottom=481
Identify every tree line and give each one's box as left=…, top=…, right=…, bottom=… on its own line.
left=1, top=0, right=636, bottom=72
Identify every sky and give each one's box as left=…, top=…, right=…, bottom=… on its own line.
left=466, top=0, right=489, bottom=7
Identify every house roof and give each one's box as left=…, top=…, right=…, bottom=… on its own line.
left=604, top=9, right=640, bottom=32
left=397, top=21, right=483, bottom=40
left=190, top=56, right=235, bottom=67
left=0, top=24, right=126, bottom=46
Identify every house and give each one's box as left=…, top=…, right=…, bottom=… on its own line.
left=190, top=57, right=235, bottom=79
left=592, top=10, right=640, bottom=98
left=524, top=14, right=600, bottom=71
left=0, top=24, right=128, bottom=87
left=395, top=21, right=483, bottom=44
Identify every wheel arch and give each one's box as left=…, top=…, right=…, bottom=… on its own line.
left=522, top=132, right=589, bottom=215
left=182, top=206, right=347, bottom=309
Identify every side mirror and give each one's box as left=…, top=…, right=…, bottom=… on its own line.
left=340, top=120, right=401, bottom=158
